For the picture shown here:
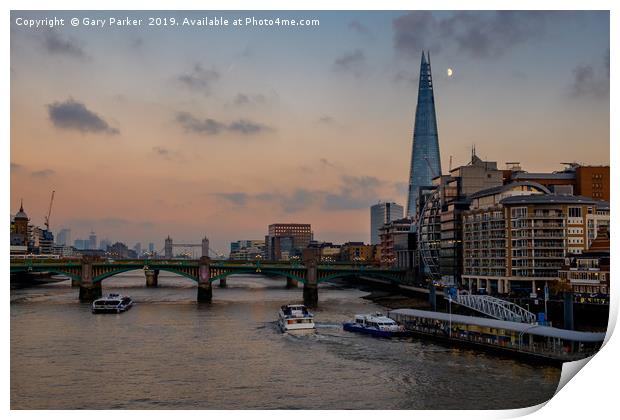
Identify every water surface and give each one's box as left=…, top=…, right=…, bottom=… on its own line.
left=11, top=273, right=561, bottom=409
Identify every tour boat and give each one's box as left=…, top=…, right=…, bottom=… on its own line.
left=343, top=313, right=409, bottom=338
left=92, top=293, right=133, bottom=314
left=278, top=304, right=316, bottom=333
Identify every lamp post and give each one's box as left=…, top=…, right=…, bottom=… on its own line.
left=448, top=295, right=452, bottom=338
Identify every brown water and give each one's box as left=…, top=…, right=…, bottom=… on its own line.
left=11, top=273, right=561, bottom=409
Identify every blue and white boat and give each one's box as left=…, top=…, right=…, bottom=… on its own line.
left=92, top=293, right=133, bottom=314
left=343, top=313, right=409, bottom=338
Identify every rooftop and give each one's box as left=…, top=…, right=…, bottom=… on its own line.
left=500, top=194, right=599, bottom=206
left=389, top=309, right=606, bottom=342
left=512, top=172, right=576, bottom=180
left=467, top=181, right=550, bottom=200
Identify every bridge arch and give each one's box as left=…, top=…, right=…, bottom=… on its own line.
left=93, top=267, right=198, bottom=283
left=209, top=268, right=307, bottom=284
left=10, top=267, right=81, bottom=282
left=318, top=271, right=403, bottom=284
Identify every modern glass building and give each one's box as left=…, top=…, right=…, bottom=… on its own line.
left=406, top=51, right=442, bottom=218
left=370, top=201, right=404, bottom=245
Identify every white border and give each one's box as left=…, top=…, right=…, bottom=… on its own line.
left=3, top=1, right=616, bottom=419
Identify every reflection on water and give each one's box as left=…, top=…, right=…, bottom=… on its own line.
left=11, top=273, right=560, bottom=409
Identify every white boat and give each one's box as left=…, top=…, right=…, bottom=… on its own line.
left=343, top=312, right=410, bottom=338
left=92, top=293, right=133, bottom=314
left=278, top=304, right=316, bottom=333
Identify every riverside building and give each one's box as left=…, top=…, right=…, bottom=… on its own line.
left=461, top=183, right=608, bottom=296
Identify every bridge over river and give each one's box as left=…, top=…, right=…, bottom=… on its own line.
left=10, top=256, right=411, bottom=307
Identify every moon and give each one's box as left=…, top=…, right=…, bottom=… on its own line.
left=447, top=68, right=453, bottom=77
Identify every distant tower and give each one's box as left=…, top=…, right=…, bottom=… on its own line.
left=406, top=51, right=442, bottom=218
left=164, top=236, right=173, bottom=259
left=14, top=200, right=29, bottom=245
left=201, top=237, right=210, bottom=258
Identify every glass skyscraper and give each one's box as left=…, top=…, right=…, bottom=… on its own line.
left=406, top=51, right=442, bottom=218
left=370, top=201, right=404, bottom=245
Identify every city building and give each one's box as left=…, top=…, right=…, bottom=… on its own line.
left=56, top=228, right=71, bottom=246
left=88, top=231, right=97, bottom=250
left=108, top=242, right=130, bottom=259
left=99, top=239, right=112, bottom=251
left=504, top=163, right=610, bottom=201
left=74, top=239, right=86, bottom=250
left=340, top=242, right=377, bottom=262
left=370, top=201, right=404, bottom=245
left=133, top=242, right=142, bottom=257
left=406, top=51, right=442, bottom=218
left=307, top=241, right=341, bottom=261
left=10, top=201, right=29, bottom=254
left=229, top=240, right=266, bottom=260
left=148, top=242, right=155, bottom=253
left=558, top=227, right=610, bottom=302
left=461, top=183, right=606, bottom=296
left=417, top=152, right=504, bottom=285
left=265, top=223, right=313, bottom=261
left=51, top=244, right=77, bottom=257
left=379, top=218, right=413, bottom=266
left=393, top=230, right=418, bottom=270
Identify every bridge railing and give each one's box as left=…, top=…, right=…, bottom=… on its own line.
left=451, top=294, right=537, bottom=324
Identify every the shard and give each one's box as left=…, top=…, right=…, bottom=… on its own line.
left=406, top=51, right=442, bottom=218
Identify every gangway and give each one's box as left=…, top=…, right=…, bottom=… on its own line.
left=447, top=293, right=537, bottom=324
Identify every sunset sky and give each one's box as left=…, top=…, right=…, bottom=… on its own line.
left=10, top=10, right=609, bottom=253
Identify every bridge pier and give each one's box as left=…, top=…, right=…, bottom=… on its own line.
left=79, top=256, right=101, bottom=302
left=197, top=256, right=212, bottom=303
left=145, top=269, right=159, bottom=287
left=286, top=277, right=298, bottom=288
left=219, top=277, right=227, bottom=288
left=303, top=252, right=318, bottom=308
left=71, top=278, right=80, bottom=288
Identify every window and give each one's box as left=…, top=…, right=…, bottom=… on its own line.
left=511, top=207, right=527, bottom=219
left=568, top=207, right=582, bottom=218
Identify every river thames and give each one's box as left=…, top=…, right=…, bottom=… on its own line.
left=11, top=273, right=560, bottom=409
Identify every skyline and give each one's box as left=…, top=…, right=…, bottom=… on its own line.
left=10, top=11, right=610, bottom=251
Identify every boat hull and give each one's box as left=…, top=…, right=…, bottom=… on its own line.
left=343, top=322, right=410, bottom=338
left=92, top=302, right=133, bottom=314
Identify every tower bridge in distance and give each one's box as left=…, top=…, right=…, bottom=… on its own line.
left=10, top=251, right=410, bottom=307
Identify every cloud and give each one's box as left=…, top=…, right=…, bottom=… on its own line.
left=393, top=11, right=551, bottom=59
left=319, top=158, right=337, bottom=168
left=214, top=174, right=390, bottom=213
left=151, top=147, right=184, bottom=162
left=317, top=115, right=335, bottom=125
left=178, top=63, right=220, bottom=95
left=393, top=70, right=417, bottom=85
left=47, top=98, right=119, bottom=134
left=43, top=31, right=86, bottom=59
left=233, top=93, right=267, bottom=106
left=214, top=192, right=248, bottom=206
left=176, top=112, right=270, bottom=136
left=568, top=50, right=609, bottom=99
left=10, top=162, right=22, bottom=172
left=333, top=49, right=365, bottom=77
left=70, top=217, right=155, bottom=230
left=324, top=175, right=386, bottom=210
left=349, top=20, right=371, bottom=36
left=30, top=169, right=55, bottom=178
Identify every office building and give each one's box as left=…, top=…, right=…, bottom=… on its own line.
left=406, top=51, right=442, bottom=218
left=56, top=228, right=71, bottom=246
left=370, top=202, right=404, bottom=245
left=265, top=223, right=312, bottom=260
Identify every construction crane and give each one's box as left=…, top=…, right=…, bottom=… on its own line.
left=44, top=190, right=55, bottom=231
